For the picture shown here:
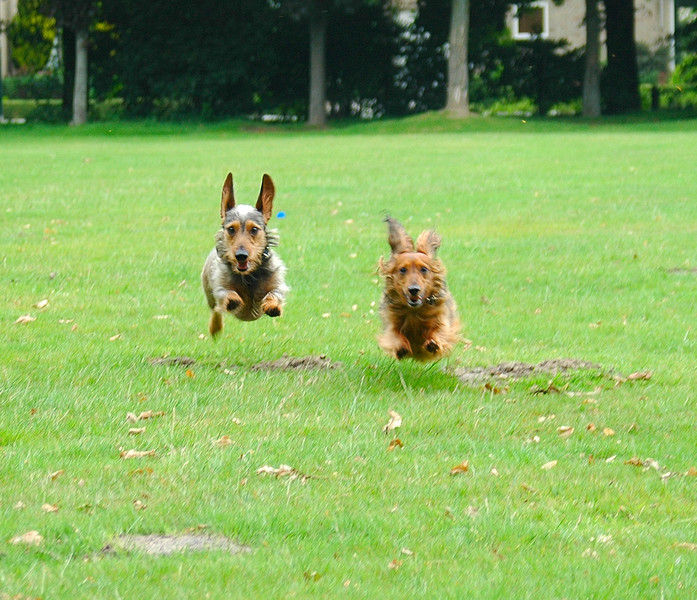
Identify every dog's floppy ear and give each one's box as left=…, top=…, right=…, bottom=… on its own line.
left=220, top=172, right=235, bottom=220
left=415, top=230, right=441, bottom=258
left=385, top=216, right=414, bottom=254
left=256, top=174, right=275, bottom=224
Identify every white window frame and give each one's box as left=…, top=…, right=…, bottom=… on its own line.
left=512, top=2, right=550, bottom=40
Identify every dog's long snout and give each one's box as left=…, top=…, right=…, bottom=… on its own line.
left=235, top=248, right=249, bottom=262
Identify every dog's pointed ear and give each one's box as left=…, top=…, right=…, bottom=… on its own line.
left=385, top=216, right=414, bottom=254
left=220, top=173, right=235, bottom=221
left=256, top=174, right=275, bottom=224
left=416, top=230, right=441, bottom=258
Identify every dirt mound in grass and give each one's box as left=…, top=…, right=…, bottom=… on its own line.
left=104, top=533, right=250, bottom=556
left=147, top=356, right=196, bottom=367
left=148, top=354, right=341, bottom=373
left=250, top=354, right=342, bottom=372
left=453, top=358, right=604, bottom=385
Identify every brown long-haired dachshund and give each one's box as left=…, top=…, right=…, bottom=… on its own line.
left=377, top=216, right=460, bottom=361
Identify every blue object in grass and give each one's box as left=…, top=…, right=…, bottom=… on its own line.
left=276, top=211, right=286, bottom=219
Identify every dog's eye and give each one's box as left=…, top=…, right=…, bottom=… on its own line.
left=250, top=227, right=259, bottom=235
left=399, top=267, right=407, bottom=275
left=227, top=226, right=236, bottom=236
left=420, top=266, right=429, bottom=274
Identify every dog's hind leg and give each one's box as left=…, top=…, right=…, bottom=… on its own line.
left=209, top=310, right=224, bottom=337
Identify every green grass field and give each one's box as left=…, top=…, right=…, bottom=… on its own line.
left=2, top=114, right=697, bottom=598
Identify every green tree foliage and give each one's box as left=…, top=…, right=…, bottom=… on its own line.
left=98, top=0, right=277, bottom=117
left=324, top=2, right=401, bottom=118
left=398, top=0, right=582, bottom=115
left=95, top=0, right=399, bottom=119
left=7, top=0, right=56, bottom=73
left=601, top=0, right=641, bottom=114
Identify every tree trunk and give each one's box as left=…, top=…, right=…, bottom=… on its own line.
left=308, top=9, right=327, bottom=127
left=582, top=0, right=601, bottom=117
left=62, top=27, right=76, bottom=119
left=603, top=0, right=641, bottom=114
left=71, top=28, right=88, bottom=125
left=445, top=0, right=470, bottom=117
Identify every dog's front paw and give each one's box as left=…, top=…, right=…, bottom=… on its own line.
left=424, top=339, right=441, bottom=354
left=262, top=294, right=282, bottom=318
left=224, top=291, right=243, bottom=312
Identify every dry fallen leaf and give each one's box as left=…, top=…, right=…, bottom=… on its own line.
left=557, top=426, right=574, bottom=438
left=603, top=427, right=616, bottom=437
left=387, top=438, right=403, bottom=451
left=388, top=559, right=403, bottom=570
left=382, top=410, right=402, bottom=434
left=625, top=456, right=644, bottom=467
left=128, top=427, right=146, bottom=436
left=41, top=503, right=59, bottom=513
left=10, top=531, right=43, bottom=546
left=120, top=449, right=156, bottom=459
left=13, top=501, right=26, bottom=510
left=256, top=464, right=311, bottom=483
left=674, top=542, right=697, bottom=551
left=401, top=548, right=414, bottom=556
left=185, top=368, right=195, bottom=378
left=450, top=461, right=470, bottom=476
left=686, top=467, right=697, bottom=477
left=34, top=299, right=49, bottom=309
left=127, top=410, right=165, bottom=423
left=541, top=460, right=558, bottom=471
left=215, top=435, right=233, bottom=447
left=109, top=333, right=121, bottom=341
left=627, top=371, right=652, bottom=381
left=15, top=314, right=36, bottom=324
left=49, top=469, right=64, bottom=481
left=133, top=500, right=147, bottom=511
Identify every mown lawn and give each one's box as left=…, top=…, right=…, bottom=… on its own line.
left=2, top=114, right=697, bottom=598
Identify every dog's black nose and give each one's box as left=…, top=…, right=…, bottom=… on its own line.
left=235, top=249, right=249, bottom=262
left=408, top=286, right=421, bottom=297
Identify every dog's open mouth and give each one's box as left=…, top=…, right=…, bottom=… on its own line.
left=407, top=296, right=423, bottom=308
left=236, top=260, right=249, bottom=273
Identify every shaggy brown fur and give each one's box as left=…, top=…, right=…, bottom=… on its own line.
left=378, top=216, right=460, bottom=361
left=201, top=172, right=288, bottom=337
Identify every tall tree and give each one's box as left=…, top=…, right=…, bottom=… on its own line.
left=308, top=4, right=328, bottom=126
left=276, top=1, right=380, bottom=126
left=582, top=0, right=601, bottom=117
left=445, top=0, right=470, bottom=116
left=602, top=0, right=640, bottom=113
left=39, top=0, right=97, bottom=125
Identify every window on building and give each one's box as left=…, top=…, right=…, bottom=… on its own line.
left=512, top=2, right=549, bottom=40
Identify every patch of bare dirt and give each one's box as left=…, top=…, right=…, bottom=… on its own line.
left=250, top=354, right=342, bottom=372
left=148, top=356, right=196, bottom=367
left=452, top=358, right=604, bottom=385
left=667, top=267, right=697, bottom=275
left=103, top=533, right=250, bottom=556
